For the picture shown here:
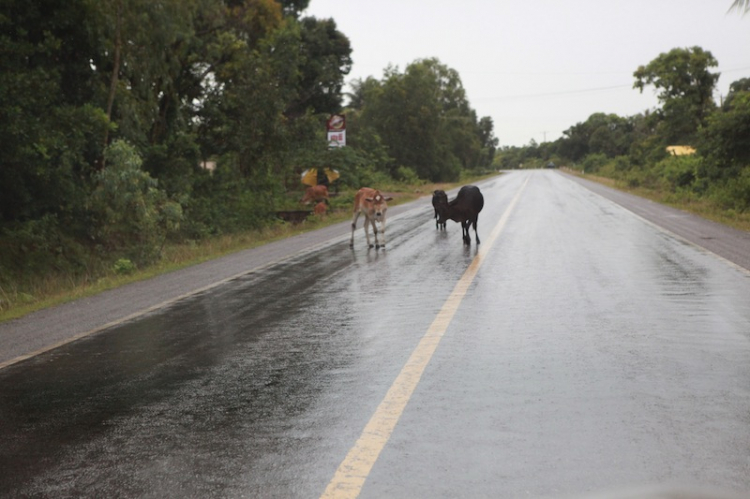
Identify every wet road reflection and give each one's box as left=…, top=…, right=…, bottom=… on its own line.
left=1, top=171, right=749, bottom=498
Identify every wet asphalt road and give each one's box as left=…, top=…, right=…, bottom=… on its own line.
left=1, top=170, right=750, bottom=498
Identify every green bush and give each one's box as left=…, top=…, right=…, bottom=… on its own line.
left=395, top=166, right=422, bottom=185
left=181, top=154, right=281, bottom=237
left=711, top=167, right=750, bottom=212
left=581, top=153, right=608, bottom=174
left=654, top=155, right=700, bottom=190
left=113, top=258, right=137, bottom=275
left=0, top=215, right=61, bottom=279
left=88, top=140, right=183, bottom=265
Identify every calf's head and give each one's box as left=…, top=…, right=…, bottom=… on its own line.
left=366, top=192, right=392, bottom=222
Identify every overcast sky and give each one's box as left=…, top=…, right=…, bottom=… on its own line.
left=302, top=1, right=750, bottom=147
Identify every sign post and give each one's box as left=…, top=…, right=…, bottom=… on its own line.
left=326, top=114, right=346, bottom=148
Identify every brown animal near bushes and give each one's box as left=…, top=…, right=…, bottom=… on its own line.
left=433, top=185, right=484, bottom=245
left=301, top=185, right=329, bottom=205
left=314, top=201, right=327, bottom=216
left=350, top=187, right=393, bottom=249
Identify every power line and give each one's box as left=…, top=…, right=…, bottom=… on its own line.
left=720, top=65, right=750, bottom=73
left=475, top=84, right=632, bottom=102
left=473, top=66, right=750, bottom=102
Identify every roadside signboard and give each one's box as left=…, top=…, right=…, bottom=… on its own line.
left=327, top=114, right=346, bottom=147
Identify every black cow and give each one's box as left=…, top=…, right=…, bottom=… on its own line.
left=433, top=185, right=484, bottom=245
left=432, top=190, right=448, bottom=230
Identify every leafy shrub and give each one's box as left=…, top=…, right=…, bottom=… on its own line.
left=182, top=154, right=279, bottom=237
left=0, top=215, right=61, bottom=280
left=395, top=166, right=422, bottom=185
left=113, top=258, right=136, bottom=275
left=88, top=140, right=183, bottom=265
left=711, top=166, right=750, bottom=212
left=581, top=153, right=608, bottom=174
left=654, top=155, right=700, bottom=190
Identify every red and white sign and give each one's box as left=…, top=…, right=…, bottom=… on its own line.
left=327, top=114, right=346, bottom=131
left=327, top=114, right=346, bottom=147
left=327, top=131, right=346, bottom=147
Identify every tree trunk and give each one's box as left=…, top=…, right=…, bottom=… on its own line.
left=102, top=0, right=123, bottom=165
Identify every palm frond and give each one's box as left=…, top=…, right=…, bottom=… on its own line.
left=729, top=0, right=750, bottom=14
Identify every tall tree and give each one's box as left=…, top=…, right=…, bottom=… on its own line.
left=477, top=116, right=499, bottom=169
left=195, top=2, right=297, bottom=169
left=278, top=0, right=310, bottom=18
left=633, top=46, right=719, bottom=143
left=723, top=77, right=750, bottom=109
left=91, top=0, right=209, bottom=150
left=284, top=17, right=352, bottom=117
left=345, top=77, right=380, bottom=111
left=362, top=61, right=444, bottom=180
left=698, top=84, right=750, bottom=182
left=0, top=0, right=107, bottom=224
left=360, top=58, right=490, bottom=181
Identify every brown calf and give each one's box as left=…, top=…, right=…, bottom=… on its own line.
left=349, top=187, right=393, bottom=249
left=301, top=185, right=329, bottom=205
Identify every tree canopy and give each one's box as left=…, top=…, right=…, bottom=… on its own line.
left=357, top=58, right=496, bottom=182
left=0, top=0, right=351, bottom=276
left=633, top=46, right=719, bottom=143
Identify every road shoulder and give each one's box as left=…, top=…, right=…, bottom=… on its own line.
left=560, top=171, right=750, bottom=274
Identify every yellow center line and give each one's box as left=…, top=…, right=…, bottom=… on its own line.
left=321, top=176, right=530, bottom=499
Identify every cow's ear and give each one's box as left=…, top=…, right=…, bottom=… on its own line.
left=365, top=197, right=374, bottom=202
left=385, top=196, right=394, bottom=201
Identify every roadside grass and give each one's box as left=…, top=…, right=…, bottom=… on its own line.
left=0, top=178, right=490, bottom=324
left=563, top=168, right=750, bottom=233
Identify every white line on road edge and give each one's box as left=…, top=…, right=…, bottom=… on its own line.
left=320, top=175, right=531, bottom=499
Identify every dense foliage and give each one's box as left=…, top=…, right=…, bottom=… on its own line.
left=351, top=59, right=498, bottom=182
left=0, top=0, right=496, bottom=296
left=496, top=47, right=750, bottom=216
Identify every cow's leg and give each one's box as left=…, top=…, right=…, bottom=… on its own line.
left=350, top=210, right=361, bottom=247
left=370, top=218, right=380, bottom=249
left=380, top=215, right=387, bottom=248
left=363, top=215, right=373, bottom=248
left=462, top=220, right=471, bottom=245
left=372, top=218, right=381, bottom=248
left=473, top=217, right=480, bottom=244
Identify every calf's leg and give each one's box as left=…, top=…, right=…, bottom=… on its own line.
left=350, top=210, right=361, bottom=247
left=377, top=215, right=387, bottom=249
left=363, top=215, right=373, bottom=247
